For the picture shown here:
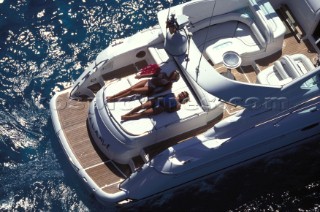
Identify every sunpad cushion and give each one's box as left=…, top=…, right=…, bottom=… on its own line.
left=105, top=78, right=155, bottom=135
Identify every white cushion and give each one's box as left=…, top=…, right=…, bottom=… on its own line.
left=105, top=78, right=155, bottom=135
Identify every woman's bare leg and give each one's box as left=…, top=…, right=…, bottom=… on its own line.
left=121, top=108, right=155, bottom=120
left=107, top=79, right=148, bottom=101
left=121, top=102, right=164, bottom=121
left=123, top=100, right=152, bottom=116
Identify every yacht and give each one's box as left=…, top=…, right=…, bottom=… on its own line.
left=50, top=0, right=320, bottom=204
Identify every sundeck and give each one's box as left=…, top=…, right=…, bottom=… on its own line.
left=50, top=0, right=320, bottom=205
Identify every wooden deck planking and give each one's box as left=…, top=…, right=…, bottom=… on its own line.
left=103, top=183, right=121, bottom=194
left=214, top=31, right=317, bottom=119
left=237, top=66, right=258, bottom=83
left=56, top=92, right=125, bottom=193
left=56, top=98, right=88, bottom=127
left=213, top=33, right=317, bottom=85
left=256, top=33, right=317, bottom=70
left=60, top=108, right=109, bottom=169
left=86, top=162, right=123, bottom=188
left=78, top=151, right=108, bottom=168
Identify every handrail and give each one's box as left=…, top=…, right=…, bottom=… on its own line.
left=69, top=82, right=80, bottom=98
left=69, top=58, right=109, bottom=99
left=211, top=95, right=320, bottom=148
left=93, top=58, right=109, bottom=71
left=255, top=95, right=320, bottom=127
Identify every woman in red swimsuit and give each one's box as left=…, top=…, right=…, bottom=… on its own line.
left=106, top=70, right=180, bottom=102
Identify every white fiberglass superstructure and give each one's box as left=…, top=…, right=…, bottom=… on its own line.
left=50, top=0, right=320, bottom=205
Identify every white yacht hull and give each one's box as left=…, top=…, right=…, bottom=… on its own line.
left=120, top=108, right=320, bottom=201
left=50, top=0, right=320, bottom=205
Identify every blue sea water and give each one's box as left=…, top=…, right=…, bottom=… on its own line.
left=0, top=0, right=319, bottom=211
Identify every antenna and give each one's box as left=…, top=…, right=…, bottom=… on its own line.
left=166, top=0, right=173, bottom=22
left=196, top=0, right=216, bottom=79
left=166, top=0, right=177, bottom=35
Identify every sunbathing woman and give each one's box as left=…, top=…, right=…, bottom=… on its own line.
left=121, top=91, right=189, bottom=121
left=106, top=71, right=180, bottom=102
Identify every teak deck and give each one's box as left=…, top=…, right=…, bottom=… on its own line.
left=56, top=93, right=128, bottom=194
left=215, top=31, right=317, bottom=117
left=54, top=20, right=318, bottom=196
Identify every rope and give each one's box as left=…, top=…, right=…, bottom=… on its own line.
left=196, top=0, right=217, bottom=80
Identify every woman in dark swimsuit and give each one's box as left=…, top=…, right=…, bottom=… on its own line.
left=121, top=91, right=189, bottom=121
left=106, top=71, right=180, bottom=102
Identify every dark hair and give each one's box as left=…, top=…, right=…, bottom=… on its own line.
left=179, top=91, right=189, bottom=104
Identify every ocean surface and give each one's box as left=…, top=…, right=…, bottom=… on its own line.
left=0, top=0, right=319, bottom=211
